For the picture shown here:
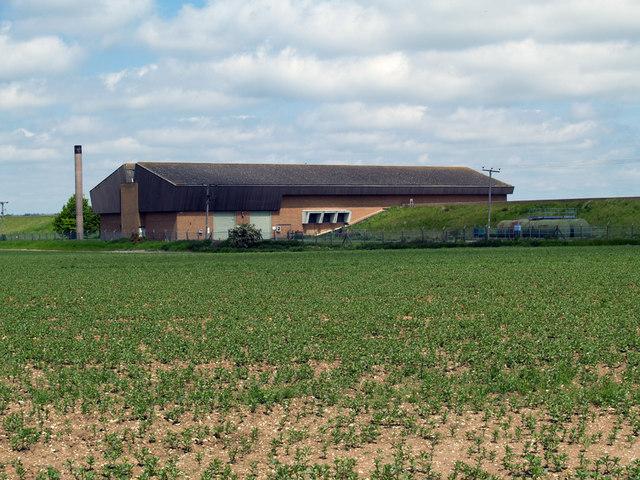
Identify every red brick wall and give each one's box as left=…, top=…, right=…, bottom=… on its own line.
left=272, top=194, right=502, bottom=234
left=176, top=212, right=215, bottom=240
left=102, top=193, right=507, bottom=238
left=100, top=214, right=121, bottom=233
left=144, top=211, right=237, bottom=240
left=144, top=212, right=178, bottom=236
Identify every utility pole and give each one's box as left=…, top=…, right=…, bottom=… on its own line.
left=482, top=167, right=500, bottom=239
left=0, top=201, right=7, bottom=240
left=204, top=184, right=211, bottom=239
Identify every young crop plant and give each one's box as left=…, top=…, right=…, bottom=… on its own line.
left=35, top=466, right=62, bottom=480
left=2, top=412, right=41, bottom=451
left=1, top=248, right=640, bottom=478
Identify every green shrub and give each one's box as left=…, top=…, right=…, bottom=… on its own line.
left=227, top=223, right=262, bottom=248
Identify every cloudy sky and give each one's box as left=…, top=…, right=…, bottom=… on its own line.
left=1, top=0, right=639, bottom=214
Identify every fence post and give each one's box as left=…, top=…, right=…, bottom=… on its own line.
left=607, top=222, right=610, bottom=239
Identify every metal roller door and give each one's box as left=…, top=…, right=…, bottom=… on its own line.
left=250, top=211, right=271, bottom=239
left=213, top=211, right=236, bottom=240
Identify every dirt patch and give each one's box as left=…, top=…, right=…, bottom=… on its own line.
left=1, top=399, right=638, bottom=479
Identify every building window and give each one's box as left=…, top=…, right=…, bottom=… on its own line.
left=302, top=210, right=351, bottom=224
left=307, top=212, right=322, bottom=224
left=321, top=213, right=334, bottom=223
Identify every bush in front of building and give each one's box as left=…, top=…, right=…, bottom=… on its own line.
left=227, top=223, right=262, bottom=248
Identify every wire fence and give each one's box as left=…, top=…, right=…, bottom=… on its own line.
left=287, top=224, right=639, bottom=244
left=1, top=232, right=102, bottom=241
left=2, top=224, right=638, bottom=244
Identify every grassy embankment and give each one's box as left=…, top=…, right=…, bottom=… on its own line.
left=354, top=198, right=640, bottom=231
left=2, top=214, right=55, bottom=233
left=2, top=198, right=639, bottom=251
left=7, top=199, right=640, bottom=236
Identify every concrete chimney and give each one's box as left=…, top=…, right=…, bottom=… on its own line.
left=74, top=145, right=84, bottom=240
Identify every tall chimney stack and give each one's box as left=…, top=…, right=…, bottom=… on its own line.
left=74, top=145, right=84, bottom=240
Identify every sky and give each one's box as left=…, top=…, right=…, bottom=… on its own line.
left=1, top=0, right=639, bottom=214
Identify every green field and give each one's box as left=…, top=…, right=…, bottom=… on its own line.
left=1, top=247, right=639, bottom=479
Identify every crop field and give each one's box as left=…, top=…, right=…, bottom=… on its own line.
left=1, top=247, right=639, bottom=479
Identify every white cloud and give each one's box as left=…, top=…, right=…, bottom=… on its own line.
left=129, top=1, right=640, bottom=107
left=0, top=82, right=52, bottom=109
left=136, top=0, right=640, bottom=56
left=7, top=0, right=154, bottom=40
left=571, top=103, right=597, bottom=120
left=13, top=128, right=34, bottom=138
left=83, top=138, right=165, bottom=172
left=454, top=40, right=640, bottom=101
left=90, top=137, right=155, bottom=156
left=299, top=103, right=427, bottom=130
left=84, top=86, right=251, bottom=113
left=0, top=144, right=59, bottom=163
left=101, top=65, right=158, bottom=91
left=432, top=108, right=599, bottom=146
left=0, top=34, right=82, bottom=80
left=207, top=49, right=425, bottom=101
left=53, top=116, right=111, bottom=137
left=136, top=0, right=387, bottom=55
left=298, top=103, right=599, bottom=148
left=9, top=0, right=97, bottom=14
left=137, top=125, right=274, bottom=147
left=192, top=40, right=640, bottom=104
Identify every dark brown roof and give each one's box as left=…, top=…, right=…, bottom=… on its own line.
left=91, top=162, right=514, bottom=214
left=138, top=163, right=512, bottom=188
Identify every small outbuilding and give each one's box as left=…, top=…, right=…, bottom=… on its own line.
left=90, top=163, right=514, bottom=240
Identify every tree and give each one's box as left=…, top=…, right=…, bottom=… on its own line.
left=53, top=195, right=100, bottom=235
left=227, top=223, right=262, bottom=248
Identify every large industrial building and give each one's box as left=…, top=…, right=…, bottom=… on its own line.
left=90, top=163, right=514, bottom=239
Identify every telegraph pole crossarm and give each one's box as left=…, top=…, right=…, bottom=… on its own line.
left=482, top=167, right=500, bottom=240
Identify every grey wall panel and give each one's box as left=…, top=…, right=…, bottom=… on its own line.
left=249, top=211, right=271, bottom=238
left=212, top=211, right=236, bottom=240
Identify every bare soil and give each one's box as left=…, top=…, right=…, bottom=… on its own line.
left=1, top=398, right=637, bottom=479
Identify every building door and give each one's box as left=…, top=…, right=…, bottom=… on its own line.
left=213, top=211, right=236, bottom=240
left=250, top=211, right=271, bottom=239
